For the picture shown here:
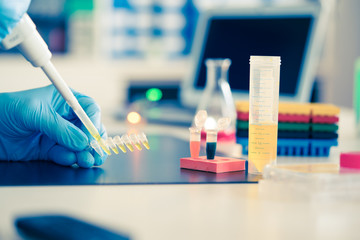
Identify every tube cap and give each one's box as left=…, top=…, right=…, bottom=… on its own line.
left=249, top=56, right=281, bottom=66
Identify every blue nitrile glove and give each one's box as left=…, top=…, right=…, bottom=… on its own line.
left=0, top=0, right=31, bottom=42
left=0, top=85, right=108, bottom=168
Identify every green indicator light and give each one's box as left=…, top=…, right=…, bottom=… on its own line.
left=146, top=88, right=162, bottom=102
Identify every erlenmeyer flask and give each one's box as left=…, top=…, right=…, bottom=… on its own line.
left=196, top=58, right=236, bottom=141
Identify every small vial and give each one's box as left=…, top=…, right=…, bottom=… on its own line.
left=99, top=138, right=110, bottom=155
left=130, top=133, right=142, bottom=150
left=121, top=134, right=134, bottom=152
left=137, top=132, right=150, bottom=150
left=113, top=136, right=127, bottom=153
left=189, top=127, right=201, bottom=158
left=106, top=137, right=119, bottom=154
left=206, top=130, right=218, bottom=160
left=90, top=140, right=104, bottom=157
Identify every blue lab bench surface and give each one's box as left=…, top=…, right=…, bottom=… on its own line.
left=0, top=135, right=259, bottom=186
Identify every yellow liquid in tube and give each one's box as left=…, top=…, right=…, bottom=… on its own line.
left=134, top=143, right=142, bottom=150
left=248, top=124, right=278, bottom=172
left=118, top=145, right=127, bottom=153
left=142, top=141, right=150, bottom=150
left=110, top=146, right=119, bottom=154
left=126, top=143, right=134, bottom=152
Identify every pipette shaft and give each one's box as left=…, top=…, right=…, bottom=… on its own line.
left=41, top=62, right=111, bottom=154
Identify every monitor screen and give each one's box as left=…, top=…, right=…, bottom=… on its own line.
left=195, top=16, right=313, bottom=96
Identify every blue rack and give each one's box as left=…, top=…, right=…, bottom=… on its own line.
left=237, top=138, right=338, bottom=157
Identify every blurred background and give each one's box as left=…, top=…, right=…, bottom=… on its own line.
left=1, top=0, right=359, bottom=123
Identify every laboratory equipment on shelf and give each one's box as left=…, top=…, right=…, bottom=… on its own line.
left=248, top=56, right=281, bottom=174
left=196, top=58, right=237, bottom=141
left=0, top=14, right=149, bottom=156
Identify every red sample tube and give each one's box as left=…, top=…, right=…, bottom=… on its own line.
left=189, top=127, right=201, bottom=158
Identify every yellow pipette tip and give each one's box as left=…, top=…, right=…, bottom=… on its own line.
left=90, top=140, right=104, bottom=157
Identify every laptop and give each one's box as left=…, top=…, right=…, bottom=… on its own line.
left=145, top=3, right=326, bottom=125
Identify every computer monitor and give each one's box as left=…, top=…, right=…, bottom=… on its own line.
left=181, top=4, right=325, bottom=108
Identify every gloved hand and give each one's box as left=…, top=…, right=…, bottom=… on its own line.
left=0, top=85, right=108, bottom=168
left=0, top=0, right=31, bottom=42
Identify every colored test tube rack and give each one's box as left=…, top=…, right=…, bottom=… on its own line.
left=180, top=156, right=246, bottom=173
left=235, top=101, right=340, bottom=157
left=181, top=129, right=246, bottom=173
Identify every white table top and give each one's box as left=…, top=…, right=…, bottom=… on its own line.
left=1, top=108, right=359, bottom=240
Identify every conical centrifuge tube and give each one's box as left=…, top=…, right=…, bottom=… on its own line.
left=99, top=138, right=111, bottom=155
left=121, top=134, right=135, bottom=152
left=137, top=132, right=150, bottom=150
left=113, top=136, right=127, bottom=153
left=106, top=137, right=119, bottom=154
left=90, top=140, right=104, bottom=157
left=189, top=127, right=201, bottom=158
left=90, top=138, right=111, bottom=156
left=130, top=134, right=142, bottom=150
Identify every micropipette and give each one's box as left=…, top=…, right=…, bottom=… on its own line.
left=0, top=14, right=150, bottom=156
left=0, top=14, right=111, bottom=155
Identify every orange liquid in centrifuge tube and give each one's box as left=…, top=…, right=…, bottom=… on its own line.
left=190, top=141, right=201, bottom=158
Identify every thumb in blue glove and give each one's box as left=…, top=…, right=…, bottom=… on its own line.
left=0, top=85, right=108, bottom=168
left=0, top=0, right=31, bottom=42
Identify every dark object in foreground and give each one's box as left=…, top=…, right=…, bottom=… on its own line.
left=15, top=215, right=130, bottom=240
